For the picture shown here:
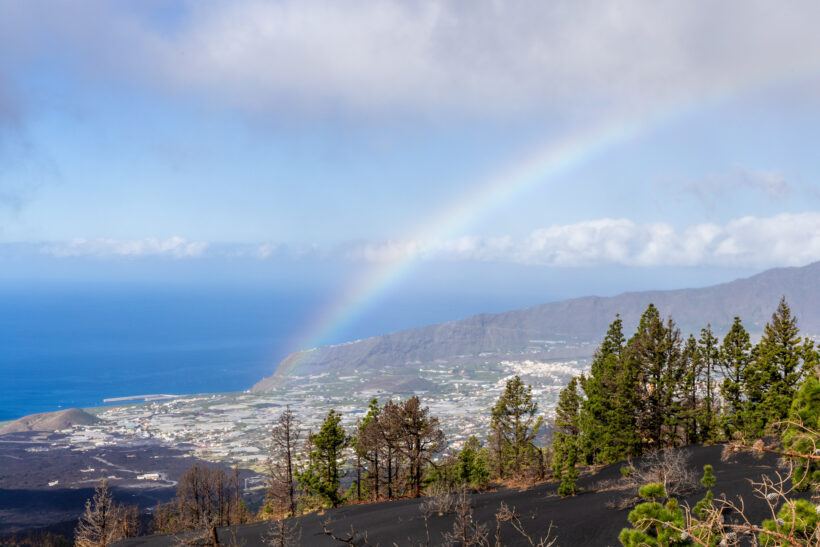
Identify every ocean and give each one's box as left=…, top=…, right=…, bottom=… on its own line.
left=0, top=282, right=537, bottom=421
left=0, top=285, right=322, bottom=421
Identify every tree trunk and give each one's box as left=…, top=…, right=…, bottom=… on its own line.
left=356, top=453, right=361, bottom=501
left=414, top=436, right=422, bottom=498
left=373, top=452, right=379, bottom=500
left=386, top=446, right=393, bottom=499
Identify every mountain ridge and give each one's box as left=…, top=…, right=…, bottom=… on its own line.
left=252, top=261, right=820, bottom=392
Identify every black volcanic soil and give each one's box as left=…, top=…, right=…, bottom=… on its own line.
left=0, top=431, right=258, bottom=537
left=119, top=445, right=792, bottom=547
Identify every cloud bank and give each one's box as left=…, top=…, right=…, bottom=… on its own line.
left=346, top=212, right=820, bottom=268
left=3, top=1, right=820, bottom=118
left=44, top=236, right=208, bottom=259
left=35, top=212, right=820, bottom=269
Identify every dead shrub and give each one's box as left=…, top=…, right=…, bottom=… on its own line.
left=610, top=449, right=697, bottom=509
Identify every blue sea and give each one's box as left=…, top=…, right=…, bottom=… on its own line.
left=0, top=285, right=310, bottom=421
left=0, top=281, right=541, bottom=421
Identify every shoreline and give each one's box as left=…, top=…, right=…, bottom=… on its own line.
left=102, top=394, right=180, bottom=403
left=0, top=390, right=246, bottom=428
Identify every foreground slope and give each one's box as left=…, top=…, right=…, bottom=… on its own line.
left=253, top=261, right=820, bottom=391
left=118, top=445, right=786, bottom=546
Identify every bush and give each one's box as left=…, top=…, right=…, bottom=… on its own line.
left=456, top=436, right=491, bottom=489
left=619, top=489, right=687, bottom=547
left=781, top=375, right=820, bottom=491
left=621, top=450, right=696, bottom=498
left=760, top=499, right=819, bottom=546
left=637, top=483, right=666, bottom=501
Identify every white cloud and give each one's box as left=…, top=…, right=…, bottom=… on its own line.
left=27, top=213, right=820, bottom=268
left=3, top=1, right=820, bottom=118
left=43, top=236, right=208, bottom=259
left=344, top=235, right=513, bottom=263
left=712, top=214, right=820, bottom=266
left=346, top=213, right=820, bottom=268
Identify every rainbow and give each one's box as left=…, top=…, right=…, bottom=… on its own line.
left=267, top=66, right=815, bottom=381
left=277, top=111, right=657, bottom=376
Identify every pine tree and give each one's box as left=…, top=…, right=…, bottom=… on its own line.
left=264, top=406, right=301, bottom=517
left=169, top=464, right=249, bottom=541
left=744, top=298, right=805, bottom=438
left=760, top=499, right=818, bottom=546
left=556, top=446, right=579, bottom=498
left=552, top=377, right=581, bottom=496
left=680, top=334, right=702, bottom=445
left=75, top=480, right=127, bottom=547
left=627, top=305, right=685, bottom=450
left=378, top=400, right=403, bottom=499
left=354, top=398, right=381, bottom=501
left=781, top=374, right=820, bottom=491
left=692, top=464, right=716, bottom=518
left=490, top=376, right=543, bottom=478
left=297, top=410, right=348, bottom=508
left=613, top=343, right=643, bottom=459
left=619, top=483, right=687, bottom=547
left=456, top=436, right=490, bottom=488
left=718, top=317, right=752, bottom=437
left=394, top=396, right=445, bottom=498
left=802, top=338, right=819, bottom=378
left=697, top=325, right=719, bottom=441
left=579, top=315, right=627, bottom=464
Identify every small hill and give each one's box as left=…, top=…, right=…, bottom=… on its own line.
left=0, top=408, right=100, bottom=435
left=253, top=261, right=820, bottom=391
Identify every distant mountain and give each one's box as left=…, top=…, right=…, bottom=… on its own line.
left=252, top=262, right=820, bottom=392
left=0, top=408, right=99, bottom=434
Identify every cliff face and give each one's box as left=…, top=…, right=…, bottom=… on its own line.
left=252, top=262, right=820, bottom=392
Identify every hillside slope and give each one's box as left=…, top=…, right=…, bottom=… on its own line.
left=0, top=408, right=99, bottom=435
left=118, top=445, right=787, bottom=547
left=253, top=261, right=820, bottom=391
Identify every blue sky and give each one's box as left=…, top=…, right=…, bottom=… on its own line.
left=1, top=1, right=820, bottom=295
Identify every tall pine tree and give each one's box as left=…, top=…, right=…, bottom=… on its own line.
left=579, top=316, right=628, bottom=464
left=298, top=410, right=348, bottom=508
left=680, top=334, right=702, bottom=444
left=627, top=304, right=685, bottom=450
left=744, top=298, right=805, bottom=438
left=718, top=317, right=752, bottom=437
left=697, top=325, right=719, bottom=441
left=490, top=376, right=543, bottom=478
left=354, top=398, right=382, bottom=501
left=552, top=377, right=581, bottom=496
